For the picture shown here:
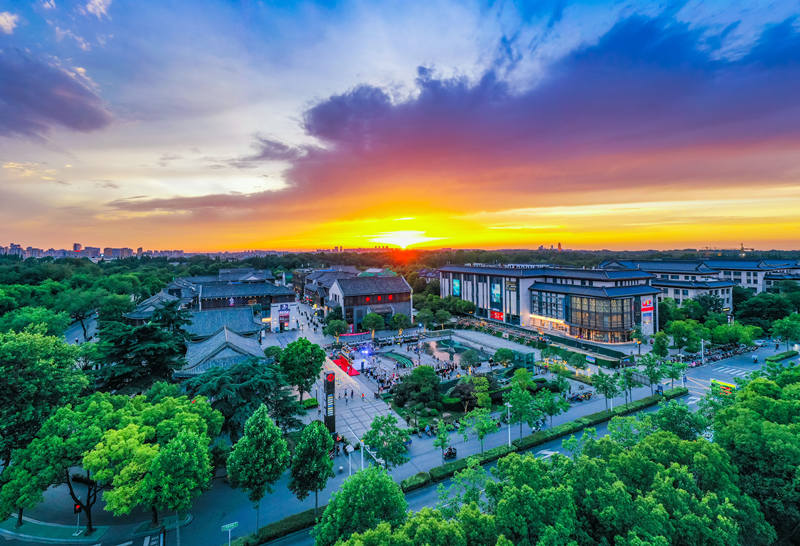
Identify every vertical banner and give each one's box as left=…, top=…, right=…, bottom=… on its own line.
left=324, top=372, right=336, bottom=433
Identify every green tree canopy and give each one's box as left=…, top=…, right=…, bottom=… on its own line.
left=361, top=312, right=385, bottom=333
left=323, top=319, right=348, bottom=338
left=0, top=306, right=71, bottom=336
left=227, top=405, right=290, bottom=531
left=314, top=466, right=408, bottom=546
left=185, top=359, right=301, bottom=441
left=493, top=348, right=515, bottom=367
left=362, top=414, right=410, bottom=469
left=0, top=330, right=87, bottom=467
left=288, top=421, right=334, bottom=516
left=392, top=365, right=442, bottom=409
left=391, top=313, right=412, bottom=330
left=279, top=337, right=326, bottom=401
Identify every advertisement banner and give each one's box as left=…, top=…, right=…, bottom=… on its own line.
left=490, top=280, right=502, bottom=309
left=490, top=310, right=504, bottom=321
left=641, top=297, right=654, bottom=313
left=452, top=278, right=461, bottom=297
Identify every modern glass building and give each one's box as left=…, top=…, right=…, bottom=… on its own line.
left=439, top=264, right=660, bottom=343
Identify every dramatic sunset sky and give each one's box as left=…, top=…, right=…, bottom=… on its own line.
left=1, top=0, right=799, bottom=251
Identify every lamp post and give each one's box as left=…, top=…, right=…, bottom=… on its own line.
left=637, top=339, right=642, bottom=355
left=505, top=402, right=512, bottom=447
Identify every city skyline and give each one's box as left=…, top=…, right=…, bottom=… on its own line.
left=2, top=1, right=800, bottom=251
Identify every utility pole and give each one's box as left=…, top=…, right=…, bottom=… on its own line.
left=505, top=403, right=511, bottom=447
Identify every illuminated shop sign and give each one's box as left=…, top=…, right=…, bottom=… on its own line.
left=452, top=279, right=461, bottom=297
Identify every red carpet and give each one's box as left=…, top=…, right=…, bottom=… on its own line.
left=333, top=357, right=360, bottom=376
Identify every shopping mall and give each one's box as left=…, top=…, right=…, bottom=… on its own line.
left=438, top=264, right=660, bottom=344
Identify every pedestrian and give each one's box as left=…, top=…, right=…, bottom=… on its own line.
left=351, top=389, right=354, bottom=398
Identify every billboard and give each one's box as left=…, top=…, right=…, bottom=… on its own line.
left=490, top=280, right=502, bottom=309
left=641, top=297, right=654, bottom=312
left=452, top=278, right=461, bottom=297
left=490, top=310, right=504, bottom=321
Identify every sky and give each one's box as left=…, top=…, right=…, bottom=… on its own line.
left=1, top=0, right=799, bottom=252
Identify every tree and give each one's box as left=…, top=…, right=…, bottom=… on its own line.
left=150, top=300, right=192, bottom=339
left=463, top=408, right=495, bottom=454
left=279, top=337, right=325, bottom=401
left=617, top=367, right=641, bottom=406
left=91, top=320, right=187, bottom=392
left=662, top=361, right=687, bottom=389
left=0, top=330, right=87, bottom=468
left=0, top=306, right=71, bottom=336
left=435, top=309, right=452, bottom=329
left=493, top=348, right=515, bottom=367
left=416, top=308, right=435, bottom=329
left=658, top=297, right=684, bottom=330
left=437, top=457, right=490, bottom=517
left=185, top=359, right=301, bottom=441
left=288, top=421, right=333, bottom=517
left=143, top=431, right=212, bottom=545
left=227, top=405, right=290, bottom=532
left=460, top=348, right=481, bottom=369
left=652, top=400, right=707, bottom=440
left=652, top=331, right=669, bottom=358
left=592, top=369, right=621, bottom=411
left=714, top=370, right=800, bottom=542
left=433, top=423, right=453, bottom=458
left=470, top=376, right=491, bottom=409
left=567, top=352, right=587, bottom=372
left=57, top=289, right=97, bottom=339
left=771, top=314, right=800, bottom=350
left=391, top=313, right=411, bottom=331
left=391, top=365, right=442, bottom=409
left=737, top=292, right=792, bottom=330
left=533, top=388, right=569, bottom=427
left=361, top=312, right=385, bottom=335
left=263, top=345, right=282, bottom=361
left=314, top=466, right=407, bottom=546
left=639, top=353, right=665, bottom=395
left=450, top=379, right=476, bottom=414
left=1, top=391, right=221, bottom=534
left=504, top=368, right=541, bottom=438
left=362, top=414, right=410, bottom=469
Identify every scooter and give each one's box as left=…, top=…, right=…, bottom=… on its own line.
left=443, top=446, right=457, bottom=460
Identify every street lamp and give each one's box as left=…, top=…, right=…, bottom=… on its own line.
left=637, top=339, right=642, bottom=355
left=505, top=402, right=512, bottom=447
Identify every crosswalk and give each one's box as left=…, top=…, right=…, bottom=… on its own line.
left=535, top=449, right=559, bottom=459
left=713, top=365, right=751, bottom=377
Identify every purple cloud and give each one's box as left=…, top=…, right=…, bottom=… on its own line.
left=0, top=49, right=112, bottom=139
left=109, top=15, right=800, bottom=216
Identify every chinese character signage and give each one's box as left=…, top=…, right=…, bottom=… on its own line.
left=490, top=310, right=504, bottom=321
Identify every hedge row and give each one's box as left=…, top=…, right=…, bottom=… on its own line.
left=766, top=350, right=798, bottom=362
left=234, top=387, right=689, bottom=545
left=301, top=397, right=319, bottom=409
left=230, top=506, right=323, bottom=546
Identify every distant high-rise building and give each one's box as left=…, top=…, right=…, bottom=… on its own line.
left=73, top=243, right=82, bottom=252
left=137, top=247, right=143, bottom=256
left=558, top=242, right=562, bottom=251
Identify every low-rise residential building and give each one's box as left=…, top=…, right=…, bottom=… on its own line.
left=327, top=276, right=413, bottom=330
left=438, top=264, right=660, bottom=343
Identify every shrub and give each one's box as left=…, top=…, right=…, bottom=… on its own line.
left=301, top=397, right=319, bottom=409
left=231, top=506, right=322, bottom=546
left=766, top=350, right=798, bottom=362
left=401, top=472, right=432, bottom=492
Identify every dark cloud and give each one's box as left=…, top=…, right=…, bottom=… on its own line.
left=228, top=136, right=308, bottom=168
left=95, top=180, right=119, bottom=189
left=0, top=49, right=112, bottom=138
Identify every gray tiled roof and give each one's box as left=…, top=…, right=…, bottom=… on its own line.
left=334, top=276, right=412, bottom=296
left=703, top=259, right=795, bottom=271
left=123, top=290, right=178, bottom=320
left=199, top=283, right=294, bottom=299
left=528, top=282, right=659, bottom=298
left=602, top=260, right=718, bottom=274
left=185, top=308, right=262, bottom=339
left=651, top=279, right=735, bottom=289
left=180, top=327, right=264, bottom=377
left=218, top=268, right=275, bottom=281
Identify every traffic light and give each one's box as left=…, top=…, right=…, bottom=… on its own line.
left=74, top=503, right=81, bottom=514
